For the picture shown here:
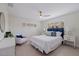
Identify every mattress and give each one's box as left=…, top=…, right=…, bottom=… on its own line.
left=30, top=35, right=63, bottom=54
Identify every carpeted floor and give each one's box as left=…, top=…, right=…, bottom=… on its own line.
left=16, top=42, right=79, bottom=56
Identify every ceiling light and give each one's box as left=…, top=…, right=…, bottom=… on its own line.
left=39, top=11, right=50, bottom=17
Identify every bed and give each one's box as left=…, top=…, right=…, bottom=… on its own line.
left=30, top=27, right=64, bottom=54
left=30, top=35, right=63, bottom=54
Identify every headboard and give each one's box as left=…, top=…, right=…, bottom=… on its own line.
left=47, top=21, right=64, bottom=38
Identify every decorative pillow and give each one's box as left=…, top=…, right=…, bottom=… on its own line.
left=51, top=31, right=56, bottom=36
left=46, top=31, right=51, bottom=36
left=16, top=35, right=24, bottom=38
left=56, top=31, right=62, bottom=36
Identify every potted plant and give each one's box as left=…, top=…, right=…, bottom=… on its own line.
left=4, top=31, right=14, bottom=38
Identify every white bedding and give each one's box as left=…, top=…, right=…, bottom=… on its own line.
left=30, top=35, right=63, bottom=54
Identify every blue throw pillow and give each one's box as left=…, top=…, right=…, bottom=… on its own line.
left=16, top=35, right=23, bottom=38
left=51, top=31, right=56, bottom=36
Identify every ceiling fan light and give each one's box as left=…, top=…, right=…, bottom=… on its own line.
left=43, top=15, right=50, bottom=17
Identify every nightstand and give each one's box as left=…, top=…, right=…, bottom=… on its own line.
left=64, top=35, right=76, bottom=48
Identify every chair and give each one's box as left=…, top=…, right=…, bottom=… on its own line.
left=15, top=35, right=28, bottom=44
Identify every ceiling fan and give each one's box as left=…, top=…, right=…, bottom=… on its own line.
left=39, top=11, right=50, bottom=17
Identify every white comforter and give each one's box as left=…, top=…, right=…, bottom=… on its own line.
left=30, top=35, right=63, bottom=54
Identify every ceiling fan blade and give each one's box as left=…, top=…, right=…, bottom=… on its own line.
left=39, top=11, right=42, bottom=16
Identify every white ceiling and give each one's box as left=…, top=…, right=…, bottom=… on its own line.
left=8, top=3, right=79, bottom=21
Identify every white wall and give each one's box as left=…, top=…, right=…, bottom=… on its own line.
left=8, top=15, right=41, bottom=37
left=41, top=11, right=79, bottom=47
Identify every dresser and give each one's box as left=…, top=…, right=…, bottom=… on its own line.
left=0, top=38, right=15, bottom=55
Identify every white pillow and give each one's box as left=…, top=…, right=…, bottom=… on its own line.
left=46, top=31, right=51, bottom=36
left=56, top=32, right=62, bottom=36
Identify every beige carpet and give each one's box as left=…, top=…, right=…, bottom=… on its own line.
left=16, top=42, right=79, bottom=56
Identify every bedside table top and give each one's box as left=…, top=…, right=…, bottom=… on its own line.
left=64, top=35, right=75, bottom=42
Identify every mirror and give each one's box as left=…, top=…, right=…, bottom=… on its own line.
left=0, top=12, right=5, bottom=33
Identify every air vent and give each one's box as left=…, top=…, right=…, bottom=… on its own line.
left=8, top=3, right=14, bottom=8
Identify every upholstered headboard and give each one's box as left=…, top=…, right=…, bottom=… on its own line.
left=47, top=21, right=64, bottom=38
left=47, top=28, right=64, bottom=38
